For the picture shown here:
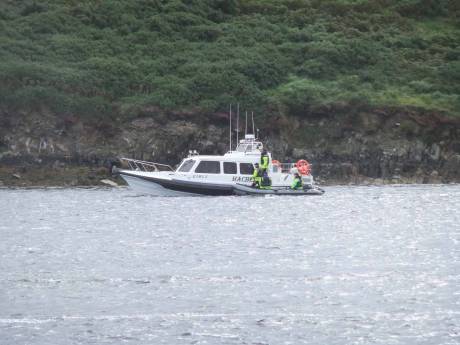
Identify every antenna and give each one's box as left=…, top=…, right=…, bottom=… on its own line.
left=229, top=104, right=232, bottom=151
left=245, top=111, right=248, bottom=136
left=251, top=111, right=255, bottom=135
left=236, top=103, right=239, bottom=144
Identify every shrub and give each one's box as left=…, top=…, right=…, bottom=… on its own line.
left=0, top=0, right=458, bottom=119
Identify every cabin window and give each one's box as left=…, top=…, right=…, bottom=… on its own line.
left=240, top=163, right=254, bottom=175
left=195, top=161, right=221, bottom=174
left=223, top=162, right=237, bottom=174
left=237, top=144, right=247, bottom=152
left=178, top=159, right=195, bottom=172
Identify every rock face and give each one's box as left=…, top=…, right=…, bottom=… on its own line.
left=0, top=107, right=459, bottom=186
left=269, top=108, right=460, bottom=184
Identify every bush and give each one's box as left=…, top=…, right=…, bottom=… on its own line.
left=0, top=0, right=458, bottom=119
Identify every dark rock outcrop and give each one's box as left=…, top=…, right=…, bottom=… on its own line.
left=0, top=107, right=459, bottom=186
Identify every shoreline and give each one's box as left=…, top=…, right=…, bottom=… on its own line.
left=2, top=159, right=457, bottom=188
left=1, top=182, right=459, bottom=188
left=1, top=161, right=457, bottom=188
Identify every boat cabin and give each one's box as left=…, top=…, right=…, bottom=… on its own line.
left=176, top=134, right=267, bottom=177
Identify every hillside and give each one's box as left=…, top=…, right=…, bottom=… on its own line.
left=0, top=0, right=459, bottom=185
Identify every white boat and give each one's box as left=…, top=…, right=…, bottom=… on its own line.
left=114, top=134, right=324, bottom=196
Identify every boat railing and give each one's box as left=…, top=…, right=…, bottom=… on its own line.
left=271, top=163, right=296, bottom=174
left=273, top=163, right=314, bottom=174
left=277, top=163, right=296, bottom=174
left=119, top=158, right=174, bottom=172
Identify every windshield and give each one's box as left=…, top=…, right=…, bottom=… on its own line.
left=237, top=144, right=255, bottom=152
left=178, top=159, right=195, bottom=172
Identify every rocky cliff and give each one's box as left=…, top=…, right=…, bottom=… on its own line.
left=1, top=106, right=459, bottom=187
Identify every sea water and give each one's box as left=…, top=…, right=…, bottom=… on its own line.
left=0, top=185, right=459, bottom=344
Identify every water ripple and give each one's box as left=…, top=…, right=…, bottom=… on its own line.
left=0, top=185, right=459, bottom=345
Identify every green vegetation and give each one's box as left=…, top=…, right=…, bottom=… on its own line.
left=0, top=0, right=459, bottom=121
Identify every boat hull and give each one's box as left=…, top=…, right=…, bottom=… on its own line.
left=120, top=174, right=194, bottom=196
left=119, top=170, right=234, bottom=196
left=118, top=170, right=325, bottom=197
left=233, top=184, right=325, bottom=196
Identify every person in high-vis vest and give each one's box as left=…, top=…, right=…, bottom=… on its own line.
left=291, top=173, right=303, bottom=190
left=251, top=163, right=262, bottom=188
left=260, top=149, right=269, bottom=173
